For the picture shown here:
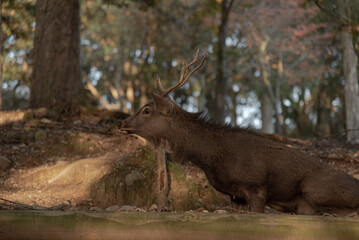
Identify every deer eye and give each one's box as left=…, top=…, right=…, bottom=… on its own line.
left=142, top=107, right=151, bottom=115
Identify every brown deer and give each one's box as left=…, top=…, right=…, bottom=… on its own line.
left=120, top=49, right=359, bottom=215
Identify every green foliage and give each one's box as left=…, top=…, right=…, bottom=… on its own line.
left=2, top=0, right=35, bottom=89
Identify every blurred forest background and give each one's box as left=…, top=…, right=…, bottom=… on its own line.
left=1, top=0, right=359, bottom=143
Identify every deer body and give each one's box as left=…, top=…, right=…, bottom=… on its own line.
left=120, top=50, right=359, bottom=215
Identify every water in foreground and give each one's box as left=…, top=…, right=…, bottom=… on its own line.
left=0, top=210, right=359, bottom=240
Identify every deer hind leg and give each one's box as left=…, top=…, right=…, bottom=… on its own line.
left=244, top=187, right=267, bottom=213
left=300, top=170, right=359, bottom=215
left=296, top=198, right=317, bottom=215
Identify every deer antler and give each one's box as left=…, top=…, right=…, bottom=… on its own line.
left=157, top=48, right=207, bottom=97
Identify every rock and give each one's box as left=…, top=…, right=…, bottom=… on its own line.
left=23, top=111, right=34, bottom=122
left=31, top=204, right=48, bottom=210
left=40, top=118, right=51, bottom=124
left=105, top=205, right=121, bottom=212
left=0, top=156, right=11, bottom=170
left=119, top=205, right=137, bottom=212
left=136, top=208, right=146, bottom=212
left=148, top=204, right=158, bottom=212
left=68, top=206, right=79, bottom=211
left=24, top=120, right=40, bottom=131
left=214, top=209, right=228, bottom=214
left=161, top=207, right=169, bottom=212
left=49, top=203, right=71, bottom=211
left=33, top=108, right=47, bottom=119
left=194, top=207, right=206, bottom=212
left=195, top=200, right=204, bottom=208
left=125, top=171, right=145, bottom=186
left=90, top=207, right=103, bottom=212
left=34, top=130, right=47, bottom=141
left=12, top=122, right=22, bottom=130
left=347, top=212, right=358, bottom=217
left=27, top=132, right=35, bottom=141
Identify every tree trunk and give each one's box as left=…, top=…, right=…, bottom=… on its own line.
left=261, top=92, right=274, bottom=134
left=198, top=74, right=206, bottom=110
left=212, top=0, right=234, bottom=122
left=338, top=0, right=359, bottom=144
left=255, top=34, right=282, bottom=134
left=30, top=0, right=83, bottom=115
left=315, top=83, right=331, bottom=138
left=275, top=48, right=284, bottom=135
left=0, top=0, right=4, bottom=110
left=156, top=143, right=168, bottom=211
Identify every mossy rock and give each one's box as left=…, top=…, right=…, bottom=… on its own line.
left=91, top=146, right=230, bottom=211
left=90, top=147, right=157, bottom=208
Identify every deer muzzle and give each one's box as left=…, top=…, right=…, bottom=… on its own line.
left=119, top=119, right=135, bottom=134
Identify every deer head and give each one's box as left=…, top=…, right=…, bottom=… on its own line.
left=120, top=49, right=207, bottom=143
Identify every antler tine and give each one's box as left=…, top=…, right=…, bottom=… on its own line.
left=177, top=48, right=207, bottom=89
left=156, top=76, right=166, bottom=96
left=176, top=49, right=200, bottom=88
left=161, top=49, right=207, bottom=97
left=160, top=49, right=199, bottom=97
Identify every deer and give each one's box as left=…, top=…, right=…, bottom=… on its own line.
left=120, top=49, right=359, bottom=215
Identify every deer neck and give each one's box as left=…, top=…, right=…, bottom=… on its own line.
left=164, top=116, right=220, bottom=169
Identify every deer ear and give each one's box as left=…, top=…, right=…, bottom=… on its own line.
left=152, top=94, right=172, bottom=115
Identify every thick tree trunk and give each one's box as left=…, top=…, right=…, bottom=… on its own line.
left=30, top=0, right=82, bottom=115
left=338, top=0, right=359, bottom=144
left=0, top=0, right=4, bottom=110
left=261, top=92, right=274, bottom=134
left=212, top=0, right=234, bottom=122
left=341, top=30, right=359, bottom=143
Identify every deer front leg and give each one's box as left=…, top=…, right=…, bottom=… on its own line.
left=231, top=193, right=248, bottom=211
left=245, top=187, right=267, bottom=213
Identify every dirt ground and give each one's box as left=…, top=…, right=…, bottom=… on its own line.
left=0, top=109, right=359, bottom=213
left=2, top=210, right=359, bottom=240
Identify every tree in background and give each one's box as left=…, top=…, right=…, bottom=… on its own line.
left=2, top=0, right=358, bottom=141
left=81, top=0, right=212, bottom=113
left=1, top=0, right=35, bottom=110
left=0, top=0, right=4, bottom=110
left=239, top=0, right=328, bottom=135
left=337, top=0, right=359, bottom=144
left=30, top=0, right=83, bottom=116
left=212, top=0, right=235, bottom=122
left=312, top=0, right=359, bottom=143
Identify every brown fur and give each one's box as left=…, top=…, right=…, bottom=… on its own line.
left=121, top=95, right=359, bottom=215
